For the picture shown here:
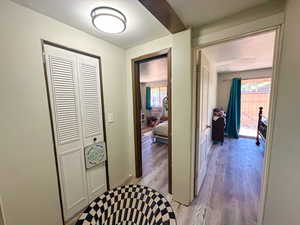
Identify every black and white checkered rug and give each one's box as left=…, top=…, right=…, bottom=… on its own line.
left=76, top=184, right=176, bottom=225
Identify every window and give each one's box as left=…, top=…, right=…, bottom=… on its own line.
left=151, top=87, right=167, bottom=107
left=240, top=78, right=271, bottom=137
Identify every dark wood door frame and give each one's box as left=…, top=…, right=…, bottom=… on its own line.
left=131, top=48, right=172, bottom=193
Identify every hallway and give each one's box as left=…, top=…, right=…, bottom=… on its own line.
left=172, top=137, right=265, bottom=225
left=129, top=135, right=265, bottom=225
left=199, top=138, right=264, bottom=225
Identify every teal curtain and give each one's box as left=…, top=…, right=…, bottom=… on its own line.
left=146, top=87, right=152, bottom=110
left=225, top=78, right=241, bottom=138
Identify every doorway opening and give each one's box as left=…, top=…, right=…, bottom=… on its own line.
left=132, top=49, right=172, bottom=194
left=194, top=29, right=279, bottom=225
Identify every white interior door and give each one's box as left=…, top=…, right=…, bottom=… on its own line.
left=195, top=51, right=211, bottom=196
left=44, top=45, right=88, bottom=220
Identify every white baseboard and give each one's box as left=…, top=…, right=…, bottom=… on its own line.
left=118, top=174, right=133, bottom=187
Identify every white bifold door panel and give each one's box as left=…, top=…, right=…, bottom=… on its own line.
left=86, top=163, right=107, bottom=202
left=45, top=47, right=83, bottom=151
left=78, top=55, right=104, bottom=146
left=44, top=44, right=107, bottom=221
left=59, top=148, right=88, bottom=219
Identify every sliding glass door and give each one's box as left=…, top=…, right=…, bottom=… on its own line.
left=240, top=78, right=271, bottom=137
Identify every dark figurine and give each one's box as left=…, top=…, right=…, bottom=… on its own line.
left=212, top=108, right=226, bottom=145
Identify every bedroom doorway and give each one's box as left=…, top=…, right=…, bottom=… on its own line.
left=132, top=49, right=172, bottom=194
left=194, top=28, right=281, bottom=225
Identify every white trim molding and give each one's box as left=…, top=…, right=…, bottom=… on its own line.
left=193, top=12, right=285, bottom=47
left=257, top=25, right=284, bottom=225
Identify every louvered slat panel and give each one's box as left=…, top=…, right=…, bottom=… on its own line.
left=49, top=55, right=81, bottom=145
left=79, top=63, right=101, bottom=138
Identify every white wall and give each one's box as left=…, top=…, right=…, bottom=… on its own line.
left=0, top=1, right=130, bottom=225
left=171, top=30, right=193, bottom=204
left=217, top=68, right=273, bottom=109
left=262, top=0, right=300, bottom=224
left=192, top=1, right=285, bottom=39
left=125, top=30, right=194, bottom=204
left=193, top=2, right=285, bottom=47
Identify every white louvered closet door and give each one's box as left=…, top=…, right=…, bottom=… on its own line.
left=77, top=54, right=107, bottom=202
left=77, top=54, right=104, bottom=146
left=44, top=45, right=88, bottom=220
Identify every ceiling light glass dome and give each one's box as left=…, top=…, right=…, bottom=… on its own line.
left=91, top=7, right=127, bottom=34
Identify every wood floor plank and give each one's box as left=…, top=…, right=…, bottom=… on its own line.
left=130, top=137, right=264, bottom=225
left=139, top=132, right=169, bottom=193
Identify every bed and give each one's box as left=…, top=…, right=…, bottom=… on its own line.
left=256, top=107, right=268, bottom=146
left=152, top=121, right=168, bottom=144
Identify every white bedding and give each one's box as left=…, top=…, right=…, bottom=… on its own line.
left=153, top=121, right=168, bottom=137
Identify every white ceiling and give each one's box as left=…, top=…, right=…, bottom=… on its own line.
left=11, top=0, right=279, bottom=49
left=11, top=0, right=170, bottom=49
left=140, top=57, right=168, bottom=83
left=203, top=31, right=276, bottom=73
left=166, top=0, right=270, bottom=27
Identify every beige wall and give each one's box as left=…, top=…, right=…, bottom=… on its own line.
left=0, top=1, right=130, bottom=225
left=125, top=30, right=194, bottom=204
left=217, top=68, right=273, bottom=109
left=263, top=0, right=300, bottom=224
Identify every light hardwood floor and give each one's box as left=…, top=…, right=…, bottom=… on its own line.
left=131, top=131, right=169, bottom=193
left=131, top=137, right=264, bottom=225
left=69, top=137, right=263, bottom=225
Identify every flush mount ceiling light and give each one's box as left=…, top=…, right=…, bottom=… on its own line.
left=91, top=7, right=127, bottom=34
